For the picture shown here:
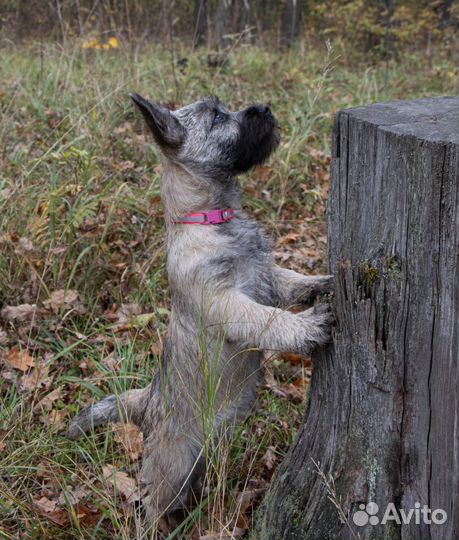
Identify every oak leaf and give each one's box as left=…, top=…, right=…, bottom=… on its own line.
left=2, top=346, right=35, bottom=372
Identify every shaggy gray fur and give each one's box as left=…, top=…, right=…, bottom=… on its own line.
left=67, top=94, right=334, bottom=529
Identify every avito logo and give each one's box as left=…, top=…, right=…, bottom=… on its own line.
left=353, top=502, right=447, bottom=527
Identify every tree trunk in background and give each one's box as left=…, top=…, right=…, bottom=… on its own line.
left=281, top=0, right=303, bottom=48
left=254, top=96, right=459, bottom=540
left=213, top=0, right=233, bottom=48
left=439, top=0, right=453, bottom=29
left=192, top=0, right=208, bottom=47
left=238, top=0, right=252, bottom=35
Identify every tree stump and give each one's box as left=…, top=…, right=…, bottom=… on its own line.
left=255, top=96, right=459, bottom=540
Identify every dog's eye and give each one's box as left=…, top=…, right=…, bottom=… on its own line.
left=212, top=111, right=226, bottom=126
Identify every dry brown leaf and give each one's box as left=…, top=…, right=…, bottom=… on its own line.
left=20, top=364, right=50, bottom=392
left=34, top=388, right=61, bottom=412
left=101, top=351, right=121, bottom=370
left=34, top=496, right=69, bottom=527
left=0, top=328, right=8, bottom=345
left=232, top=521, right=248, bottom=537
left=14, top=236, right=34, bottom=255
left=1, top=303, right=38, bottom=322
left=305, top=144, right=326, bottom=160
left=104, top=304, right=156, bottom=332
left=35, top=496, right=57, bottom=514
left=281, top=377, right=309, bottom=403
left=112, top=422, right=143, bottom=460
left=280, top=352, right=312, bottom=366
left=113, top=121, right=133, bottom=136
left=235, top=484, right=267, bottom=513
left=150, top=340, right=162, bottom=356
left=58, top=485, right=87, bottom=506
left=73, top=503, right=102, bottom=527
left=264, top=363, right=287, bottom=398
left=39, top=408, right=67, bottom=428
left=104, top=303, right=141, bottom=324
left=0, top=429, right=7, bottom=454
left=2, top=346, right=35, bottom=372
left=262, top=446, right=277, bottom=471
left=118, top=160, right=135, bottom=171
left=254, top=165, right=272, bottom=182
left=200, top=535, right=234, bottom=540
left=103, top=465, right=139, bottom=503
left=44, top=289, right=85, bottom=314
left=276, top=231, right=301, bottom=246
left=229, top=484, right=267, bottom=538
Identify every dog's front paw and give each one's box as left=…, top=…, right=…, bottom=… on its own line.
left=314, top=275, right=334, bottom=296
left=298, top=303, right=334, bottom=354
left=294, top=275, right=334, bottom=305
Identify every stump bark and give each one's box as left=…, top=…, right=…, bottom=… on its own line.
left=256, top=96, right=459, bottom=540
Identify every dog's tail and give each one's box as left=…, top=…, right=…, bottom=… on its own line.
left=66, top=386, right=150, bottom=440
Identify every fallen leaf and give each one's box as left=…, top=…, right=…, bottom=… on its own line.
left=280, top=352, right=311, bottom=367
left=104, top=303, right=141, bottom=324
left=200, top=535, right=234, bottom=540
left=0, top=328, right=8, bottom=345
left=39, top=408, right=67, bottom=428
left=264, top=360, right=287, bottom=398
left=44, top=289, right=85, bottom=314
left=235, top=484, right=267, bottom=513
left=0, top=429, right=7, bottom=453
left=150, top=340, right=162, bottom=355
left=112, top=423, right=143, bottom=460
left=281, top=377, right=309, bottom=403
left=35, top=496, right=57, bottom=514
left=58, top=485, right=87, bottom=506
left=20, top=364, right=50, bottom=391
left=14, top=236, right=34, bottom=255
left=1, top=304, right=39, bottom=322
left=118, top=160, right=135, bottom=171
left=276, top=231, right=301, bottom=246
left=101, top=351, right=121, bottom=370
left=34, top=496, right=69, bottom=527
left=34, top=388, right=61, bottom=412
left=74, top=503, right=102, bottom=527
left=2, top=346, right=35, bottom=372
left=103, top=465, right=139, bottom=503
left=305, top=144, right=326, bottom=160
left=104, top=304, right=156, bottom=332
left=113, top=121, right=133, bottom=136
left=262, top=447, right=277, bottom=470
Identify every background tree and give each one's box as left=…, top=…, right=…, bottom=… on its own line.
left=192, top=0, right=208, bottom=47
left=281, top=0, right=304, bottom=48
left=0, top=0, right=456, bottom=54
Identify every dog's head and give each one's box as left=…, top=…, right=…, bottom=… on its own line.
left=129, top=94, right=280, bottom=177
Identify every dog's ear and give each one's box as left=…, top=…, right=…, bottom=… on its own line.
left=129, top=93, right=185, bottom=149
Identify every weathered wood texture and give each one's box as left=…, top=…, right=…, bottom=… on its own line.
left=255, top=96, right=459, bottom=540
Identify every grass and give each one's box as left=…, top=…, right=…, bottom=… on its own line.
left=0, top=37, right=457, bottom=539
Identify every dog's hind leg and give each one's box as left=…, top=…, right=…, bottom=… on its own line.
left=140, top=431, right=203, bottom=531
left=66, top=386, right=150, bottom=439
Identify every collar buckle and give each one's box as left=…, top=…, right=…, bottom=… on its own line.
left=174, top=208, right=235, bottom=225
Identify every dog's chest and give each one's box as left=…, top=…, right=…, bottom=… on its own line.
left=167, top=217, right=275, bottom=305
left=214, top=218, right=275, bottom=304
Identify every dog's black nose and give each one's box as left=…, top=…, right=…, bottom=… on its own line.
left=258, top=104, right=271, bottom=115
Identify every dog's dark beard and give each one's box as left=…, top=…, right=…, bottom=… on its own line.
left=229, top=107, right=280, bottom=173
left=230, top=130, right=280, bottom=173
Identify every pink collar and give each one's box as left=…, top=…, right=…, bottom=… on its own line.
left=174, top=208, right=235, bottom=225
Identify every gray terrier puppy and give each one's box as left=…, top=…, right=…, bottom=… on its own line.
left=68, top=94, right=334, bottom=528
